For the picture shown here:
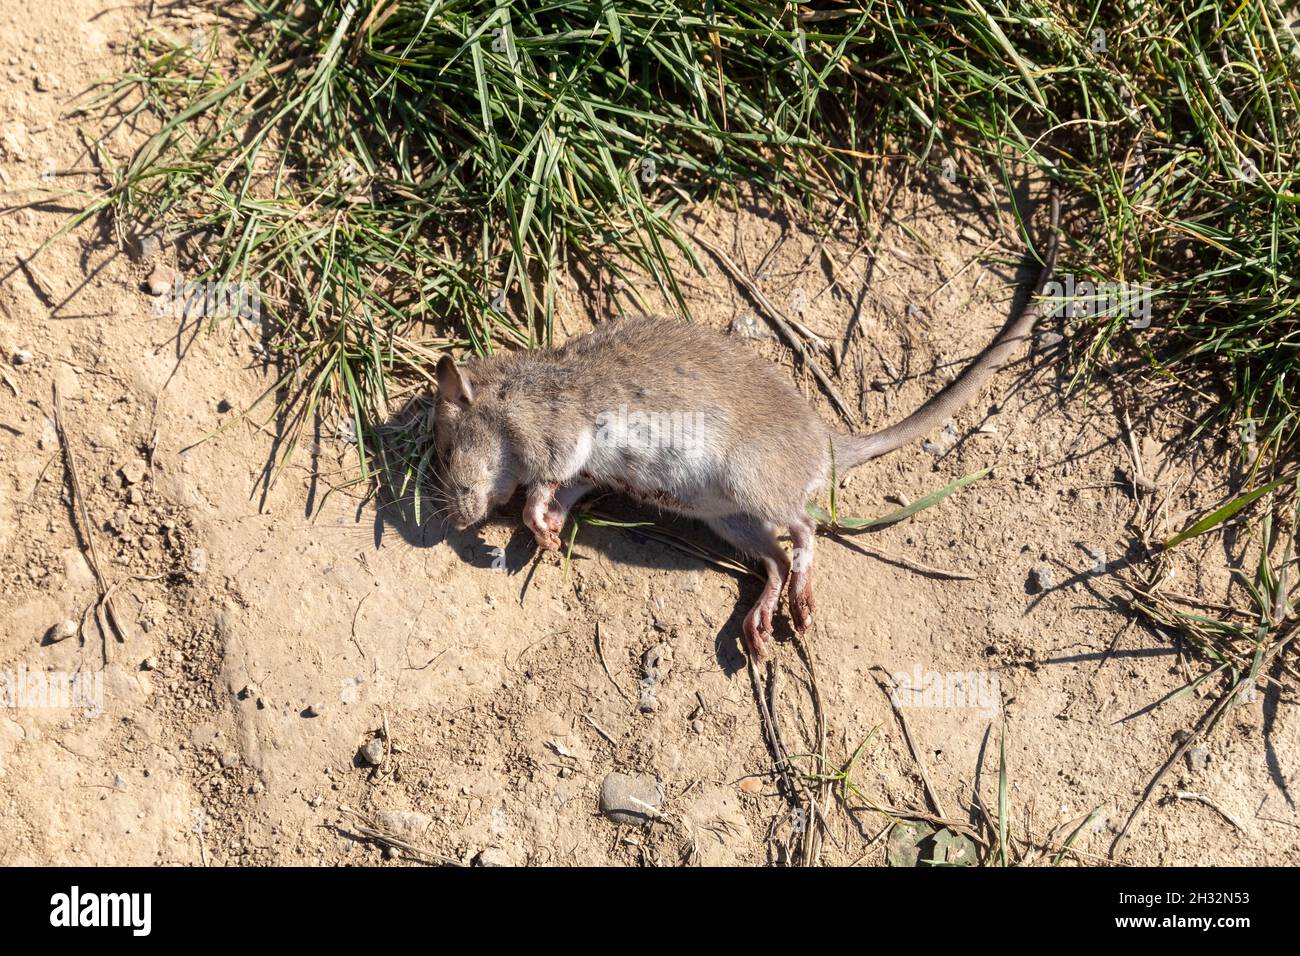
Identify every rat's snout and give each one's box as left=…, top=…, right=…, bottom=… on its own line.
left=445, top=482, right=490, bottom=531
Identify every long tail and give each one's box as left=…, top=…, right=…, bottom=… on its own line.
left=833, top=184, right=1061, bottom=469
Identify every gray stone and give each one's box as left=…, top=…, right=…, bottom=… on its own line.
left=373, top=809, right=431, bottom=840
left=599, top=771, right=663, bottom=825
left=473, top=847, right=512, bottom=867
left=360, top=737, right=385, bottom=766
left=729, top=313, right=772, bottom=340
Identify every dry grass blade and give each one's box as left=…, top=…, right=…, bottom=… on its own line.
left=339, top=807, right=461, bottom=866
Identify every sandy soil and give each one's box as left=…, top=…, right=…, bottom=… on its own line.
left=0, top=0, right=1296, bottom=867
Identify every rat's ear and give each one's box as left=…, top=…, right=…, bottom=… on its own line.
left=436, top=355, right=475, bottom=407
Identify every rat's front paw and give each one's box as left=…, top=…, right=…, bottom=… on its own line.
left=532, top=528, right=562, bottom=552
left=543, top=501, right=566, bottom=534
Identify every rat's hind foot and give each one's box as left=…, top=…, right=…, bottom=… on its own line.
left=789, top=582, right=815, bottom=632
left=743, top=601, right=775, bottom=661
left=707, top=513, right=790, bottom=661
left=788, top=518, right=816, bottom=632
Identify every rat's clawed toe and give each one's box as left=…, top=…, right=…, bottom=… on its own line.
left=788, top=575, right=815, bottom=631
left=743, top=583, right=782, bottom=660
left=790, top=593, right=814, bottom=632
left=743, top=606, right=773, bottom=661
left=523, top=510, right=562, bottom=551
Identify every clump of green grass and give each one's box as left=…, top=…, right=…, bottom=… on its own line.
left=54, top=0, right=1300, bottom=499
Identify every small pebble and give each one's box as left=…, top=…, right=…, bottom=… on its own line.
left=135, top=232, right=161, bottom=259
left=728, top=313, right=772, bottom=340
left=304, top=703, right=324, bottom=718
left=141, top=657, right=158, bottom=671
left=188, top=547, right=209, bottom=575
left=119, top=459, right=146, bottom=485
left=11, top=348, right=32, bottom=365
left=1031, top=564, right=1056, bottom=592
left=145, top=263, right=176, bottom=296
left=360, top=737, right=385, bottom=766
left=37, top=418, right=57, bottom=450
left=45, top=619, right=79, bottom=644
left=638, top=643, right=672, bottom=714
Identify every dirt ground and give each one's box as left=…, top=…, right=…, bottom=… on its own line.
left=1, top=0, right=1296, bottom=867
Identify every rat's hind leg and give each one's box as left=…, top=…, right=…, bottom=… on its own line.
left=787, top=516, right=816, bottom=632
left=707, top=513, right=790, bottom=661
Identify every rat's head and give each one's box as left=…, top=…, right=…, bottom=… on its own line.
left=434, top=355, right=519, bottom=530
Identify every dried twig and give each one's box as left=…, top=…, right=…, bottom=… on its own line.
left=594, top=622, right=634, bottom=704
left=871, top=667, right=947, bottom=818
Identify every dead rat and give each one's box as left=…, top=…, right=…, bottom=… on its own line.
left=435, top=189, right=1060, bottom=659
